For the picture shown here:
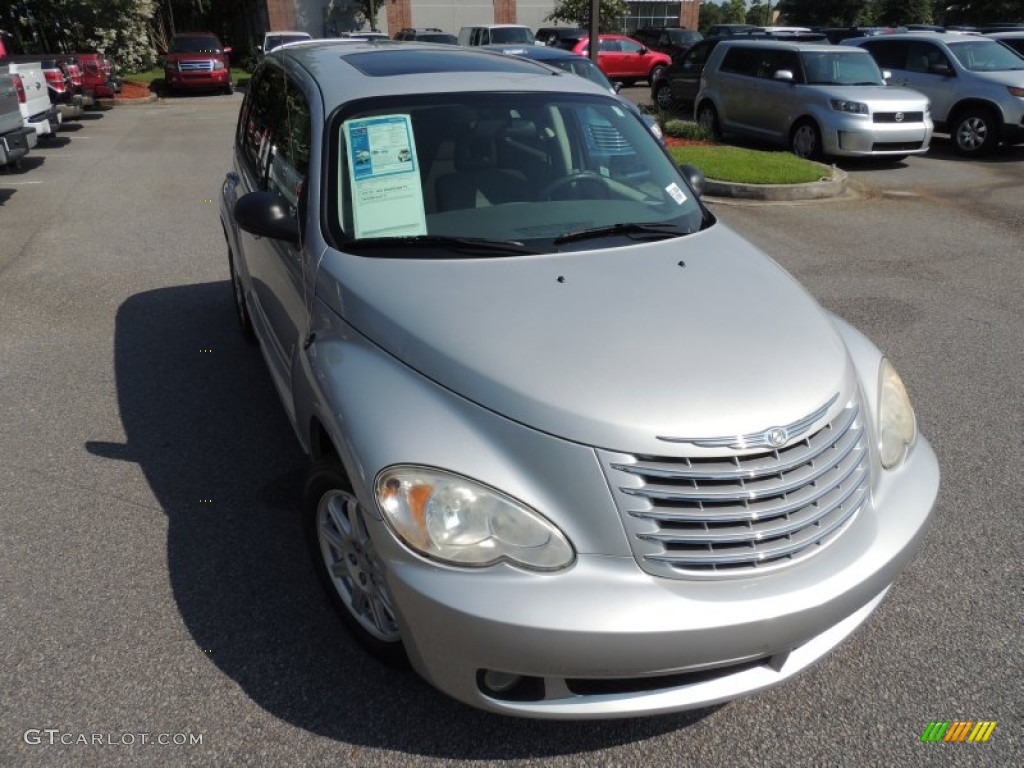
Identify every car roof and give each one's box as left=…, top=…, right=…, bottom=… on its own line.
left=272, top=41, right=613, bottom=105
left=714, top=39, right=848, bottom=54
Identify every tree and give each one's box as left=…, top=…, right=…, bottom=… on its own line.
left=546, top=0, right=630, bottom=33
left=776, top=0, right=868, bottom=26
left=874, top=0, right=933, bottom=25
left=0, top=0, right=157, bottom=71
left=723, top=0, right=748, bottom=24
left=699, top=2, right=724, bottom=34
left=746, top=2, right=773, bottom=25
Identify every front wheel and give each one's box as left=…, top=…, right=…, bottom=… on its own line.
left=790, top=119, right=822, bottom=160
left=653, top=81, right=675, bottom=111
left=951, top=107, right=999, bottom=156
left=696, top=102, right=720, bottom=138
left=304, top=459, right=407, bottom=665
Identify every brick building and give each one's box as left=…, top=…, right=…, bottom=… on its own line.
left=261, top=1, right=700, bottom=39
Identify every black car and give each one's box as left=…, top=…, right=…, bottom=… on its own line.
left=633, top=26, right=703, bottom=58
left=534, top=26, right=588, bottom=49
left=394, top=27, right=458, bottom=44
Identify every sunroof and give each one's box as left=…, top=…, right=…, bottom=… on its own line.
left=345, top=48, right=548, bottom=77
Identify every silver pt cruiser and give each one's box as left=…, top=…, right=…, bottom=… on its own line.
left=220, top=41, right=939, bottom=719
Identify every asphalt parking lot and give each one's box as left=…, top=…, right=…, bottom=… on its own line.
left=0, top=94, right=1020, bottom=766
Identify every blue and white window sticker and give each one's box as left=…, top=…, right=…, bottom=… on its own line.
left=344, top=115, right=426, bottom=238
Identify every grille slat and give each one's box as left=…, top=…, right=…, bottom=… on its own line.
left=614, top=403, right=858, bottom=482
left=621, top=432, right=864, bottom=503
left=629, top=462, right=868, bottom=524
left=600, top=398, right=870, bottom=577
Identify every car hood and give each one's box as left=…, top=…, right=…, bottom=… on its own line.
left=965, top=68, right=1024, bottom=87
left=811, top=84, right=929, bottom=105
left=318, top=226, right=853, bottom=455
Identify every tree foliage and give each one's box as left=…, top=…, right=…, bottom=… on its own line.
left=546, top=0, right=630, bottom=33
left=1, top=0, right=157, bottom=71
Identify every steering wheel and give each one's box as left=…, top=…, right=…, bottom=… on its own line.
left=539, top=171, right=614, bottom=201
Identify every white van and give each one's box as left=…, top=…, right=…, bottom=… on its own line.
left=458, top=25, right=536, bottom=46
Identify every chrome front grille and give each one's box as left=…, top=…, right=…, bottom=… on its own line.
left=600, top=399, right=870, bottom=578
left=179, top=60, right=214, bottom=72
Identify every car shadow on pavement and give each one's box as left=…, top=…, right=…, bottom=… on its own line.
left=88, top=282, right=712, bottom=758
left=0, top=188, right=15, bottom=204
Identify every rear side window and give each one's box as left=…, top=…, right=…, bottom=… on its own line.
left=719, top=47, right=760, bottom=77
left=861, top=40, right=907, bottom=70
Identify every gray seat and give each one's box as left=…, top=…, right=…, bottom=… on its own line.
left=434, top=121, right=531, bottom=212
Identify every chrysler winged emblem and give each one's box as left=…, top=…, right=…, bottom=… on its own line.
left=657, top=394, right=839, bottom=449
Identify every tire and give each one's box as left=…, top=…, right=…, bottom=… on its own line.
left=951, top=106, right=999, bottom=157
left=790, top=119, right=822, bottom=160
left=649, top=65, right=666, bottom=87
left=696, top=102, right=720, bottom=138
left=304, top=458, right=407, bottom=666
left=228, top=246, right=256, bottom=343
left=653, top=81, right=675, bottom=111
left=223, top=83, right=234, bottom=96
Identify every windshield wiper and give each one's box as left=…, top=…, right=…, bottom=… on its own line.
left=344, top=235, right=541, bottom=256
left=553, top=222, right=693, bottom=245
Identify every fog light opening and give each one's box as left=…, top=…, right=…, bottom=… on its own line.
left=482, top=670, right=522, bottom=693
left=476, top=670, right=546, bottom=701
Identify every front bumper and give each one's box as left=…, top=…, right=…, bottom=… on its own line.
left=377, top=438, right=938, bottom=718
left=165, top=68, right=231, bottom=92
left=823, top=113, right=933, bottom=157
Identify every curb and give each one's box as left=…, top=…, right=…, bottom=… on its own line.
left=704, top=166, right=848, bottom=201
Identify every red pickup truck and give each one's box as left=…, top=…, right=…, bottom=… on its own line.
left=163, top=32, right=233, bottom=95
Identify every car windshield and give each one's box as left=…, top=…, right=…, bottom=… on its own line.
left=947, top=39, right=1024, bottom=70
left=801, top=51, right=884, bottom=84
left=329, top=92, right=705, bottom=254
left=492, top=28, right=535, bottom=44
left=170, top=36, right=222, bottom=53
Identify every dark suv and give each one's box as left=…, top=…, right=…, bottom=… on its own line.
left=163, top=32, right=233, bottom=95
left=633, top=27, right=703, bottom=58
left=394, top=28, right=458, bottom=44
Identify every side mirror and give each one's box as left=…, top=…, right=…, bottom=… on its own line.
left=773, top=69, right=795, bottom=82
left=881, top=69, right=892, bottom=81
left=638, top=46, right=648, bottom=54
left=613, top=81, right=623, bottom=93
left=234, top=191, right=300, bottom=245
left=930, top=62, right=952, bottom=76
left=678, top=163, right=706, bottom=200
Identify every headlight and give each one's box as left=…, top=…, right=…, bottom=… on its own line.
left=213, top=60, right=226, bottom=71
left=376, top=466, right=575, bottom=570
left=830, top=99, right=868, bottom=115
left=877, top=358, right=917, bottom=469
left=1008, top=86, right=1024, bottom=98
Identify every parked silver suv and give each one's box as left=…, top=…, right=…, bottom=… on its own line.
left=221, top=40, right=938, bottom=719
left=696, top=40, right=933, bottom=159
left=843, top=31, right=1024, bottom=156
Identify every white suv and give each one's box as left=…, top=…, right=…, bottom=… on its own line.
left=695, top=40, right=932, bottom=160
left=844, top=31, right=1024, bottom=156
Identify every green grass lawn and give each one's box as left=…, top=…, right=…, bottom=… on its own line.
left=124, top=67, right=250, bottom=91
left=124, top=68, right=163, bottom=84
left=669, top=145, right=829, bottom=185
